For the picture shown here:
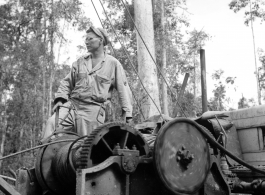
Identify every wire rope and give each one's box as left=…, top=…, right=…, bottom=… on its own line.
left=66, top=135, right=88, bottom=164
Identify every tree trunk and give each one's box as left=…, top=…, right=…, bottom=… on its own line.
left=18, top=126, right=24, bottom=152
left=0, top=94, right=7, bottom=171
left=42, top=60, right=47, bottom=133
left=161, top=0, right=169, bottom=116
left=42, top=2, right=47, bottom=133
left=0, top=127, right=6, bottom=171
left=249, top=0, right=261, bottom=105
left=48, top=0, right=54, bottom=117
left=134, top=0, right=161, bottom=120
left=193, top=54, right=196, bottom=98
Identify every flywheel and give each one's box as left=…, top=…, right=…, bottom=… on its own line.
left=154, top=118, right=210, bottom=194
left=78, top=122, right=149, bottom=169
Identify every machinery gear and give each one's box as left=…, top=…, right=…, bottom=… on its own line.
left=78, top=122, right=149, bottom=169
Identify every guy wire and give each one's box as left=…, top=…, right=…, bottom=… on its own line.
left=95, top=0, right=165, bottom=121
left=121, top=0, right=187, bottom=118
left=91, top=0, right=146, bottom=120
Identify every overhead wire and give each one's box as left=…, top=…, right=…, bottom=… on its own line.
left=91, top=0, right=145, bottom=120
left=95, top=0, right=164, bottom=121
left=120, top=0, right=187, bottom=118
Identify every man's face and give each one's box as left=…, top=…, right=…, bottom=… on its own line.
left=85, top=32, right=102, bottom=52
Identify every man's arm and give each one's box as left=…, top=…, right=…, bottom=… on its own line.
left=114, top=62, right=133, bottom=121
left=54, top=62, right=77, bottom=104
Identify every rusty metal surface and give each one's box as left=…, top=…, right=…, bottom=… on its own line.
left=78, top=122, right=149, bottom=169
left=154, top=118, right=210, bottom=194
left=221, top=126, right=241, bottom=161
left=230, top=164, right=265, bottom=182
left=16, top=168, right=42, bottom=195
left=129, top=163, right=172, bottom=195
left=35, top=134, right=78, bottom=195
left=233, top=178, right=265, bottom=194
left=226, top=105, right=265, bottom=129
left=76, top=158, right=172, bottom=195
left=76, top=156, right=125, bottom=195
left=204, top=162, right=230, bottom=195
left=0, top=177, right=21, bottom=195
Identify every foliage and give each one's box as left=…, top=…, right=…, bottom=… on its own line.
left=238, top=95, right=249, bottom=109
left=208, top=70, right=236, bottom=111
left=258, top=48, right=265, bottom=94
left=175, top=91, right=202, bottom=117
left=0, top=0, right=90, bottom=178
left=229, top=0, right=265, bottom=25
left=238, top=95, right=256, bottom=109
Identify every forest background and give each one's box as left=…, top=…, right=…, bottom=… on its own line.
left=0, top=0, right=265, bottom=183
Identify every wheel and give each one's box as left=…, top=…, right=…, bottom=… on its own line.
left=154, top=118, right=210, bottom=194
left=78, top=122, right=149, bottom=169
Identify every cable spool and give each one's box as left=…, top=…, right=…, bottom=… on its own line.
left=35, top=133, right=79, bottom=195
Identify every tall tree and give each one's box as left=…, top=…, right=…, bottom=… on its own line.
left=134, top=0, right=161, bottom=119
left=160, top=0, right=168, bottom=115
left=229, top=0, right=264, bottom=104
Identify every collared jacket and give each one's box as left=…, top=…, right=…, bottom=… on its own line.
left=55, top=54, right=133, bottom=117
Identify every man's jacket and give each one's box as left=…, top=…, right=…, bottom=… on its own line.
left=55, top=53, right=133, bottom=118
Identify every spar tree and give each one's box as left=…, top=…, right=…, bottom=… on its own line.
left=134, top=0, right=161, bottom=119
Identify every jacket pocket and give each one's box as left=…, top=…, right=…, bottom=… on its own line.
left=77, top=73, right=86, bottom=80
left=75, top=73, right=87, bottom=88
left=91, top=74, right=111, bottom=102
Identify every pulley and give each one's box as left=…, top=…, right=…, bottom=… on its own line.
left=154, top=118, right=211, bottom=194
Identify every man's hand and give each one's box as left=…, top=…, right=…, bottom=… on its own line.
left=52, top=100, right=63, bottom=113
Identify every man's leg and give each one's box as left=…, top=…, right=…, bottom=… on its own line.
left=76, top=104, right=106, bottom=136
left=41, top=102, right=75, bottom=139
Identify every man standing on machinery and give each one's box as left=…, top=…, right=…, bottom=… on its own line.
left=42, top=27, right=133, bottom=139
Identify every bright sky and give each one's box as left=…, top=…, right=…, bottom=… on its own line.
left=187, top=0, right=265, bottom=107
